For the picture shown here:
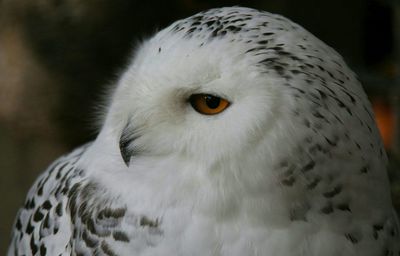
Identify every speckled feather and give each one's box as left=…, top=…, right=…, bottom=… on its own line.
left=8, top=7, right=400, bottom=256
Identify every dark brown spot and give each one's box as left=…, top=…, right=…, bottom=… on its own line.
left=82, top=230, right=98, bottom=248
left=345, top=233, right=358, bottom=244
left=113, top=231, right=130, bottom=242
left=30, top=234, right=38, bottom=254
left=337, top=203, right=351, bottom=212
left=301, top=161, right=315, bottom=173
left=41, top=200, right=52, bottom=210
left=33, top=208, right=44, bottom=222
left=140, top=216, right=159, bottom=228
left=101, top=241, right=117, bottom=256
left=56, top=202, right=63, bottom=216
left=321, top=203, right=333, bottom=214
left=40, top=244, right=47, bottom=256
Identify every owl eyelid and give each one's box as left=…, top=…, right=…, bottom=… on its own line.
left=186, top=92, right=231, bottom=103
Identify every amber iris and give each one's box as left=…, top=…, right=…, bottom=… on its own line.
left=189, top=94, right=230, bottom=115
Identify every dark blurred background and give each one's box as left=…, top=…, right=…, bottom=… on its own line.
left=1, top=0, right=399, bottom=253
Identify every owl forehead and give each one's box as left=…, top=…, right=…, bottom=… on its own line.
left=135, top=9, right=284, bottom=84
left=140, top=7, right=329, bottom=82
left=165, top=7, right=294, bottom=44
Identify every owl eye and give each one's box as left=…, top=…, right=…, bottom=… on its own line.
left=189, top=94, right=230, bottom=115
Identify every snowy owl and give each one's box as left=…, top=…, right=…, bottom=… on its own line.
left=8, top=6, right=400, bottom=256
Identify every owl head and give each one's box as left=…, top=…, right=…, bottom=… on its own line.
left=102, top=7, right=381, bottom=169
left=93, top=7, right=391, bottom=219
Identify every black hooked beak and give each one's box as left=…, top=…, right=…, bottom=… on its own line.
left=119, top=122, right=138, bottom=166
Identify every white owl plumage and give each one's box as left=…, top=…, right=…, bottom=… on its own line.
left=8, top=6, right=400, bottom=256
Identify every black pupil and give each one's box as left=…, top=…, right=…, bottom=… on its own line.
left=204, top=95, right=220, bottom=109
